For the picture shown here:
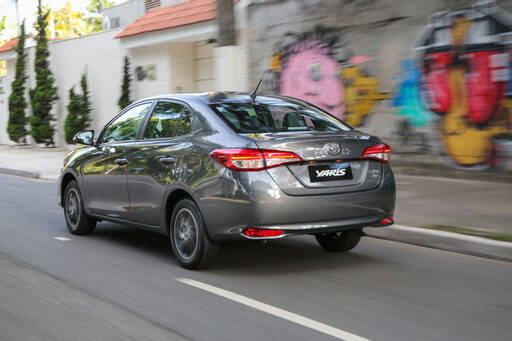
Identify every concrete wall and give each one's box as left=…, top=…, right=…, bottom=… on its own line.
left=194, top=41, right=215, bottom=92
left=247, top=0, right=512, bottom=170
left=0, top=29, right=126, bottom=145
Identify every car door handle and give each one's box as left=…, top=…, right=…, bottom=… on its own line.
left=101, top=146, right=116, bottom=153
left=115, top=158, right=128, bottom=166
left=159, top=157, right=176, bottom=166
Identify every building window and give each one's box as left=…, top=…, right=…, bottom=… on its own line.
left=145, top=0, right=161, bottom=12
left=110, top=17, right=121, bottom=29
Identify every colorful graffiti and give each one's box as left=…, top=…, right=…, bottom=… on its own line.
left=397, top=2, right=512, bottom=167
left=266, top=25, right=389, bottom=127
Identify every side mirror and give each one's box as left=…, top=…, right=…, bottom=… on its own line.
left=73, top=130, right=94, bottom=146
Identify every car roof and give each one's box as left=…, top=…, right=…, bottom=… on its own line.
left=139, top=92, right=294, bottom=105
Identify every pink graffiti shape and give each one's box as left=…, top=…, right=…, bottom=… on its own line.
left=279, top=41, right=345, bottom=119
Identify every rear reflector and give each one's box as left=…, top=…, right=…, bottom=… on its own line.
left=379, top=217, right=394, bottom=226
left=242, top=228, right=285, bottom=238
left=209, top=148, right=303, bottom=171
left=361, top=143, right=391, bottom=162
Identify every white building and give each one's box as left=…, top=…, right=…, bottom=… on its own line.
left=0, top=0, right=250, bottom=146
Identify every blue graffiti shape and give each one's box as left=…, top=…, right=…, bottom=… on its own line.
left=392, top=59, right=433, bottom=128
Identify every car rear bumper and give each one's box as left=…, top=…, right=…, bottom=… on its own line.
left=198, top=164, right=396, bottom=241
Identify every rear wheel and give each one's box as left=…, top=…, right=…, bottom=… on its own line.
left=170, top=199, right=219, bottom=269
left=64, top=181, right=96, bottom=235
left=315, top=229, right=362, bottom=252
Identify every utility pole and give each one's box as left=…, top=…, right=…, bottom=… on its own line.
left=217, top=0, right=236, bottom=46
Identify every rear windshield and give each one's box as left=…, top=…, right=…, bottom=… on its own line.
left=208, top=100, right=351, bottom=133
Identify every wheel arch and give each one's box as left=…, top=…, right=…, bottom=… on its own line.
left=163, top=188, right=194, bottom=234
left=59, top=169, right=80, bottom=207
left=162, top=186, right=210, bottom=238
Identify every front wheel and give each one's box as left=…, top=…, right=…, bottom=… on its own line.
left=315, top=229, right=362, bottom=252
left=170, top=199, right=219, bottom=269
left=63, top=181, right=96, bottom=235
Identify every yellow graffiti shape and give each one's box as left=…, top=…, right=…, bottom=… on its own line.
left=451, top=17, right=473, bottom=46
left=270, top=53, right=283, bottom=71
left=341, top=65, right=390, bottom=127
left=441, top=66, right=512, bottom=165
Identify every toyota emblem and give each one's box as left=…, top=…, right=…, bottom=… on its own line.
left=324, top=143, right=341, bottom=156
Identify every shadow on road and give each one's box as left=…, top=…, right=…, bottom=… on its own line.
left=91, top=222, right=384, bottom=275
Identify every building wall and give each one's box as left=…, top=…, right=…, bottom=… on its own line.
left=102, top=0, right=145, bottom=30
left=0, top=26, right=248, bottom=146
left=194, top=41, right=215, bottom=92
left=247, top=0, right=512, bottom=170
left=0, top=29, right=126, bottom=145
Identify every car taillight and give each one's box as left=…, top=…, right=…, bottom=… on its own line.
left=242, top=228, right=284, bottom=238
left=209, top=148, right=303, bottom=171
left=361, top=143, right=391, bottom=163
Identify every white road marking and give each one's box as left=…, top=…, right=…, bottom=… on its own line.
left=176, top=278, right=371, bottom=341
left=53, top=237, right=71, bottom=242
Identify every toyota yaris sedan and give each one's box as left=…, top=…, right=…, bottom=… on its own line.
left=58, top=92, right=395, bottom=269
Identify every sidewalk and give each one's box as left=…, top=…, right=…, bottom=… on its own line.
left=0, top=144, right=510, bottom=260
left=0, top=145, right=70, bottom=180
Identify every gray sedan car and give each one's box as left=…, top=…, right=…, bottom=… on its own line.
left=58, top=92, right=395, bottom=269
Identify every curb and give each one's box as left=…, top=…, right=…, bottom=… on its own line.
left=0, top=167, right=41, bottom=179
left=365, top=224, right=512, bottom=262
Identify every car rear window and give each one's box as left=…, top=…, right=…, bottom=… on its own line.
left=208, top=100, right=351, bottom=133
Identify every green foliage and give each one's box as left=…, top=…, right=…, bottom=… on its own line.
left=64, top=73, right=92, bottom=143
left=80, top=73, right=92, bottom=128
left=29, top=0, right=59, bottom=146
left=0, top=15, right=6, bottom=31
left=86, top=0, right=115, bottom=32
left=64, top=87, right=82, bottom=143
left=7, top=21, right=28, bottom=144
left=118, top=56, right=132, bottom=110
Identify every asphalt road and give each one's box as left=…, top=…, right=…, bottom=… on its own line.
left=0, top=174, right=511, bottom=341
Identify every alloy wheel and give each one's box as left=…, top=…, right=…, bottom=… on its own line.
left=173, top=208, right=199, bottom=261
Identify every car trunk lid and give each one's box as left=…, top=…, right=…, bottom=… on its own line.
left=242, top=131, right=384, bottom=196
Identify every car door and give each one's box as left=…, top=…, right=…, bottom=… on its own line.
left=124, top=100, right=200, bottom=226
left=81, top=101, right=153, bottom=220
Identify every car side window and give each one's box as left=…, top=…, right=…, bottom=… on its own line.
left=101, top=103, right=152, bottom=143
left=175, top=108, right=195, bottom=137
left=144, top=101, right=185, bottom=139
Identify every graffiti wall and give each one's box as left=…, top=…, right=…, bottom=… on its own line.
left=394, top=2, right=512, bottom=168
left=254, top=0, right=512, bottom=170
left=265, top=25, right=389, bottom=128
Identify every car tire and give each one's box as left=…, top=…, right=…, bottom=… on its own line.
left=63, top=181, right=96, bottom=235
left=315, top=229, right=362, bottom=252
left=170, top=198, right=219, bottom=269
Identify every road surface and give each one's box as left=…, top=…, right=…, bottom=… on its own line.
left=0, top=174, right=511, bottom=341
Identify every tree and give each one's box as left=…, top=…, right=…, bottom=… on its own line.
left=64, top=73, right=92, bottom=143
left=80, top=72, right=92, bottom=129
left=64, top=86, right=82, bottom=143
left=29, top=0, right=59, bottom=146
left=0, top=15, right=7, bottom=76
left=7, top=21, right=28, bottom=143
left=86, top=0, right=114, bottom=32
left=44, top=1, right=94, bottom=39
left=118, top=56, right=132, bottom=110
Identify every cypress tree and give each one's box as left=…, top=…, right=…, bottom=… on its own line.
left=64, top=87, right=82, bottom=143
left=7, top=21, right=28, bottom=144
left=29, top=0, right=59, bottom=146
left=79, top=72, right=91, bottom=128
left=64, top=72, right=92, bottom=143
left=118, top=56, right=132, bottom=110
